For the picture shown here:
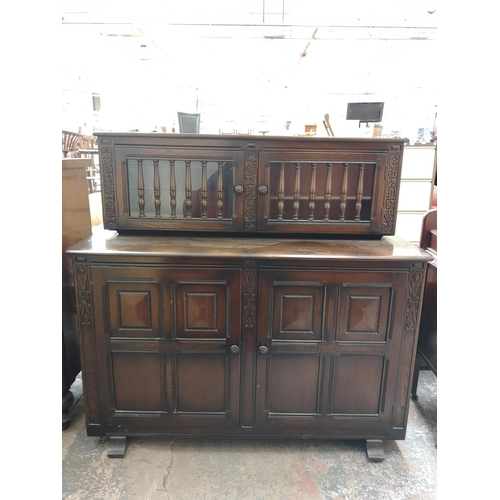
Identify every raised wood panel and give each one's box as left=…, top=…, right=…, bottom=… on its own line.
left=175, top=353, right=227, bottom=413
left=112, top=352, right=162, bottom=411
left=337, top=285, right=392, bottom=342
left=108, top=282, right=161, bottom=338
left=118, top=292, right=151, bottom=328
left=272, top=284, right=325, bottom=341
left=173, top=281, right=229, bottom=339
left=268, top=355, right=321, bottom=415
left=330, top=355, right=385, bottom=415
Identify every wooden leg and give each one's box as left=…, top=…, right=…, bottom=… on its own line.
left=411, top=353, right=421, bottom=400
left=366, top=439, right=385, bottom=461
left=108, top=437, right=127, bottom=458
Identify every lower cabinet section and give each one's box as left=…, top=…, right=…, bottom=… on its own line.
left=70, top=236, right=429, bottom=460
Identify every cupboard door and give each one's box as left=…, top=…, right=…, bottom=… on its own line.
left=255, top=269, right=407, bottom=432
left=91, top=266, right=241, bottom=430
left=257, top=151, right=387, bottom=235
left=111, top=147, right=245, bottom=232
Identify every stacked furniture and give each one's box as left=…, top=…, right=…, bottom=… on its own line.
left=67, top=133, right=431, bottom=460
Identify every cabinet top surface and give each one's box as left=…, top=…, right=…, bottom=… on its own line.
left=94, top=132, right=408, bottom=148
left=67, top=231, right=431, bottom=262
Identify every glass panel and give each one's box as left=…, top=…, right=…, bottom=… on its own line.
left=267, top=162, right=374, bottom=222
left=127, top=159, right=234, bottom=219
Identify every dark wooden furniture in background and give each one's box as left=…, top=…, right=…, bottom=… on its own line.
left=67, top=134, right=431, bottom=460
left=62, top=158, right=93, bottom=429
left=411, top=209, right=437, bottom=399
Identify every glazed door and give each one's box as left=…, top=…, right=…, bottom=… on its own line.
left=257, top=151, right=387, bottom=235
left=255, top=268, right=407, bottom=433
left=91, top=265, right=242, bottom=432
left=113, top=147, right=245, bottom=232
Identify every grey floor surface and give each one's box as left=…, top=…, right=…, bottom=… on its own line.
left=62, top=371, right=437, bottom=500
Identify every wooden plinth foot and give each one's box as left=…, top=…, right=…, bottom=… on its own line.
left=108, top=437, right=127, bottom=458
left=366, top=439, right=385, bottom=461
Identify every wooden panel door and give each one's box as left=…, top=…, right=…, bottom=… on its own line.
left=255, top=268, right=407, bottom=434
left=111, top=147, right=245, bottom=232
left=90, top=266, right=241, bottom=432
left=257, top=151, right=387, bottom=235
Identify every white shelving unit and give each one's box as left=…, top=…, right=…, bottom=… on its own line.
left=396, top=144, right=436, bottom=244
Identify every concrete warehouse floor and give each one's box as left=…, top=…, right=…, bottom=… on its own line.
left=62, top=369, right=437, bottom=500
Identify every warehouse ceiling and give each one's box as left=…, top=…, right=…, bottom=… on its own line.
left=61, top=1, right=438, bottom=98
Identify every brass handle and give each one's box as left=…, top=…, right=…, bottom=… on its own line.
left=259, top=345, right=268, bottom=355
left=230, top=345, right=240, bottom=354
left=234, top=185, right=243, bottom=195
left=258, top=185, right=268, bottom=195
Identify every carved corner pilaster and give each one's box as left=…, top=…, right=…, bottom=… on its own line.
left=75, top=261, right=92, bottom=327
left=73, top=258, right=101, bottom=426
left=393, top=262, right=426, bottom=428
left=243, top=261, right=257, bottom=329
left=243, top=151, right=257, bottom=232
left=101, top=143, right=117, bottom=229
left=405, top=263, right=424, bottom=332
left=382, top=145, right=401, bottom=234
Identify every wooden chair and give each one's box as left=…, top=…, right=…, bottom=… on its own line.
left=62, top=130, right=82, bottom=158
left=76, top=133, right=101, bottom=192
left=323, top=114, right=334, bottom=136
left=411, top=209, right=437, bottom=399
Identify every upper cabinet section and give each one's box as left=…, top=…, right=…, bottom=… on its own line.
left=96, top=133, right=406, bottom=236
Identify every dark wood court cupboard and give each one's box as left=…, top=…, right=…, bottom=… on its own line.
left=67, top=134, right=431, bottom=460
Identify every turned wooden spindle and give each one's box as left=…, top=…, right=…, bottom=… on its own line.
left=217, top=161, right=223, bottom=219
left=339, top=163, right=349, bottom=221
left=137, top=159, right=145, bottom=217
left=308, top=163, right=317, bottom=221
left=169, top=160, right=177, bottom=218
left=293, top=162, right=301, bottom=221
left=324, top=162, right=333, bottom=221
left=153, top=159, right=161, bottom=218
left=201, top=160, right=208, bottom=219
left=355, top=163, right=365, bottom=221
left=185, top=160, right=192, bottom=218
left=278, top=162, right=285, bottom=220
